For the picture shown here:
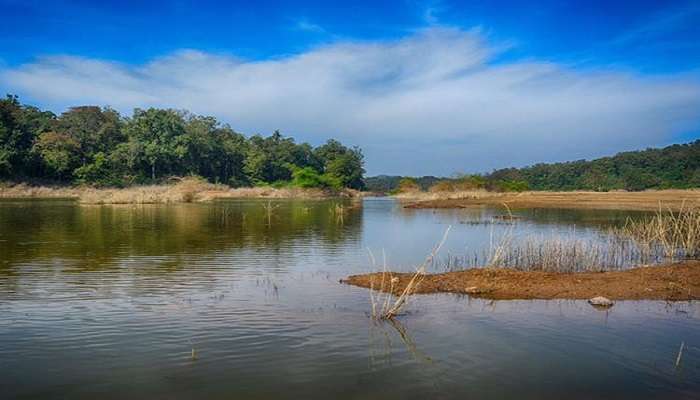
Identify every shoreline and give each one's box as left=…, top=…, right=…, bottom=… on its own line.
left=400, top=190, right=700, bottom=211
left=342, top=260, right=700, bottom=301
left=0, top=180, right=362, bottom=204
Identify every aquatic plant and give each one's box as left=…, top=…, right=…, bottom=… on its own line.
left=612, top=204, right=700, bottom=261
left=440, top=204, right=700, bottom=273
left=262, top=200, right=280, bottom=226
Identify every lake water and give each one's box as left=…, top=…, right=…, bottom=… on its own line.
left=0, top=198, right=698, bottom=399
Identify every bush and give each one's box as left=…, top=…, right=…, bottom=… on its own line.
left=495, top=180, right=529, bottom=192
left=429, top=180, right=455, bottom=192
left=289, top=166, right=342, bottom=190
left=397, top=177, right=421, bottom=193
left=73, top=152, right=121, bottom=187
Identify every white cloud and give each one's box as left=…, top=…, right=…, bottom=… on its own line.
left=1, top=27, right=699, bottom=175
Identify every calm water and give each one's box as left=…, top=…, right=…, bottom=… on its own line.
left=0, top=198, right=698, bottom=399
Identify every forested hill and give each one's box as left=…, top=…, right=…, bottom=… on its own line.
left=490, top=140, right=700, bottom=191
left=366, top=140, right=700, bottom=193
left=0, top=95, right=365, bottom=189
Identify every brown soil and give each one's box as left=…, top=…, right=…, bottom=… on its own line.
left=403, top=190, right=700, bottom=211
left=342, top=260, right=700, bottom=301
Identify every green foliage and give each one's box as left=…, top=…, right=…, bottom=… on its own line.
left=397, top=177, right=421, bottom=193
left=494, top=180, right=529, bottom=192
left=290, top=165, right=342, bottom=189
left=486, top=141, right=700, bottom=191
left=0, top=95, right=365, bottom=189
left=367, top=141, right=700, bottom=193
left=365, top=175, right=441, bottom=193
left=314, top=140, right=365, bottom=190
left=34, top=131, right=81, bottom=178
left=73, top=152, right=122, bottom=186
left=0, top=95, right=54, bottom=177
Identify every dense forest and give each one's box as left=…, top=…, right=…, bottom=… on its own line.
left=0, top=95, right=365, bottom=189
left=366, top=140, right=700, bottom=193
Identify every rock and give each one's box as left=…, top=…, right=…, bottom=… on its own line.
left=464, top=286, right=481, bottom=294
left=588, top=296, right=614, bottom=308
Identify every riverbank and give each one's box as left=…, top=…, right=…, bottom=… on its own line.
left=0, top=179, right=361, bottom=204
left=342, top=260, right=700, bottom=301
left=400, top=190, right=700, bottom=211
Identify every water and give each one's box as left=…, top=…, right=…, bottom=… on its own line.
left=0, top=198, right=697, bottom=399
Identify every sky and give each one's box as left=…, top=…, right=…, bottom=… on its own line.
left=1, top=0, right=699, bottom=176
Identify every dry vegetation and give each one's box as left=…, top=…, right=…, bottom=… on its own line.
left=612, top=205, right=700, bottom=261
left=346, top=206, right=700, bottom=303
left=401, top=189, right=700, bottom=211
left=367, top=227, right=451, bottom=320
left=0, top=177, right=361, bottom=204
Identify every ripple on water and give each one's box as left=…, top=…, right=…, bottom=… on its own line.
left=0, top=199, right=698, bottom=399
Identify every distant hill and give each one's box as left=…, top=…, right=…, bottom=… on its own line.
left=364, top=175, right=442, bottom=193
left=491, top=140, right=700, bottom=191
left=366, top=140, right=700, bottom=192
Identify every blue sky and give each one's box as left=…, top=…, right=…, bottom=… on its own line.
left=1, top=0, right=699, bottom=175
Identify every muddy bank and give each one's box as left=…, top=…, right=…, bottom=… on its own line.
left=342, top=261, right=700, bottom=301
left=402, top=190, right=700, bottom=211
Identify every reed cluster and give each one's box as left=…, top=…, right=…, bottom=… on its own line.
left=611, top=205, right=700, bottom=261
left=440, top=204, right=700, bottom=273
left=483, top=234, right=645, bottom=272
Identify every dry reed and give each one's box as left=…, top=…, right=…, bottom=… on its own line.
left=441, top=205, right=699, bottom=273
left=611, top=204, right=700, bottom=261
left=368, top=226, right=451, bottom=320
left=262, top=201, right=280, bottom=226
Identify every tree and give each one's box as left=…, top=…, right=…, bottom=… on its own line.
left=33, top=131, right=81, bottom=179
left=0, top=95, right=54, bottom=177
left=314, top=140, right=366, bottom=189
left=1, top=95, right=367, bottom=189
left=56, top=106, right=123, bottom=165
left=124, top=108, right=186, bottom=180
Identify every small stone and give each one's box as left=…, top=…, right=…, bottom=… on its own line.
left=465, top=286, right=481, bottom=294
left=588, top=296, right=614, bottom=307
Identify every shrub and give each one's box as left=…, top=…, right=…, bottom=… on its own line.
left=289, top=165, right=342, bottom=190
left=397, top=177, right=421, bottom=193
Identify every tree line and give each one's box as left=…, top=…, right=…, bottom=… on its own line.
left=366, top=140, right=700, bottom=193
left=0, top=95, right=365, bottom=189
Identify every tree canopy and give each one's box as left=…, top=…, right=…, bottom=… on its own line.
left=365, top=141, right=700, bottom=193
left=0, top=95, right=365, bottom=189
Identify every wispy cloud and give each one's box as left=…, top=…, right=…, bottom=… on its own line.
left=611, top=3, right=700, bottom=46
left=417, top=0, right=446, bottom=25
left=1, top=27, right=699, bottom=175
left=293, top=18, right=326, bottom=34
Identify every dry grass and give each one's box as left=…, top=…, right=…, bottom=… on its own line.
left=440, top=204, right=700, bottom=273
left=78, top=177, right=223, bottom=204
left=611, top=205, right=700, bottom=261
left=1, top=178, right=361, bottom=204
left=0, top=182, right=81, bottom=199
left=395, top=189, right=490, bottom=201
left=368, top=226, right=451, bottom=320
left=402, top=190, right=700, bottom=211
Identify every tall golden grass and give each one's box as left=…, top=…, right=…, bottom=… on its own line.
left=612, top=205, right=700, bottom=261
left=1, top=177, right=360, bottom=204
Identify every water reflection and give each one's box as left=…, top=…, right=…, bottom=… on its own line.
left=0, top=199, right=363, bottom=272
left=0, top=198, right=698, bottom=399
